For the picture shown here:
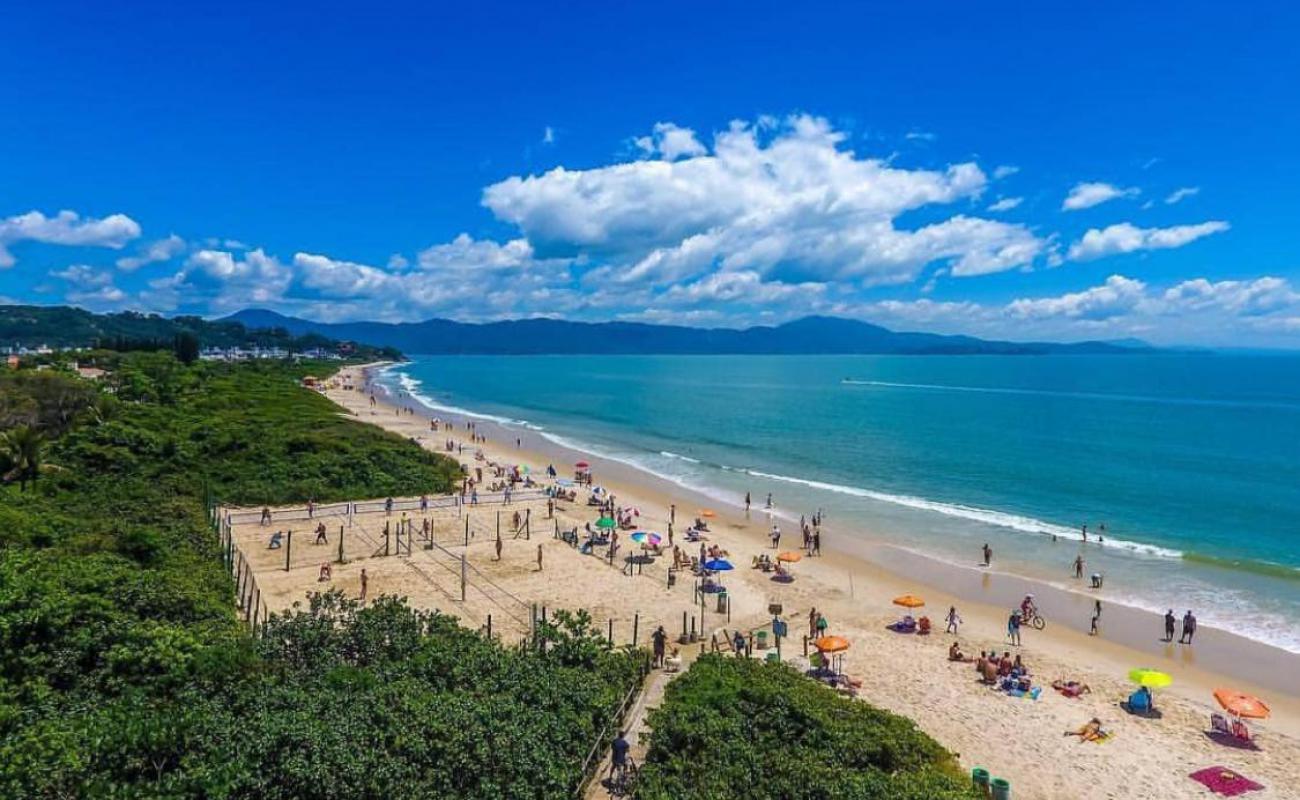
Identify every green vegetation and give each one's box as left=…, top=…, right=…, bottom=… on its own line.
left=0, top=353, right=641, bottom=798
left=634, top=655, right=980, bottom=800
left=0, top=304, right=402, bottom=360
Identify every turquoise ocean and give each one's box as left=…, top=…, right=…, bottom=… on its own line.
left=382, top=353, right=1300, bottom=653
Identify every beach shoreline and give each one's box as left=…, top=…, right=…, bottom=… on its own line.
left=332, top=361, right=1300, bottom=799
left=372, top=360, right=1300, bottom=702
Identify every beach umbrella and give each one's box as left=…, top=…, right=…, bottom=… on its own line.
left=892, top=594, right=926, bottom=609
left=1128, top=668, right=1173, bottom=688
left=777, top=551, right=803, bottom=563
left=575, top=461, right=590, bottom=469
left=630, top=531, right=662, bottom=547
left=520, top=465, right=530, bottom=474
left=702, top=558, right=733, bottom=571
left=699, top=509, right=717, bottom=518
left=814, top=635, right=850, bottom=653
left=595, top=516, right=617, bottom=529
left=1214, top=689, right=1270, bottom=719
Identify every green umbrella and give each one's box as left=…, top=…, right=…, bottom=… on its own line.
left=595, top=517, right=617, bottom=529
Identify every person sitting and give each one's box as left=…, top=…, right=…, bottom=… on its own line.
left=268, top=531, right=284, bottom=549
left=318, top=562, right=332, bottom=581
left=917, top=616, right=932, bottom=635
left=1125, top=685, right=1154, bottom=714
left=1064, top=718, right=1108, bottom=743
left=664, top=647, right=683, bottom=673
left=979, top=656, right=999, bottom=685
left=949, top=642, right=974, bottom=662
left=1052, top=679, right=1092, bottom=698
left=694, top=517, right=710, bottom=531
left=1011, top=654, right=1026, bottom=677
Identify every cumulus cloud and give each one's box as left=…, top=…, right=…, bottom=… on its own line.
left=1008, top=275, right=1147, bottom=320
left=1062, top=182, right=1139, bottom=211
left=993, top=165, right=1020, bottom=180
left=485, top=114, right=1042, bottom=288
left=117, top=234, right=186, bottom=270
left=987, top=197, right=1023, bottom=212
left=1067, top=220, right=1229, bottom=261
left=1165, top=187, right=1200, bottom=205
left=0, top=209, right=141, bottom=268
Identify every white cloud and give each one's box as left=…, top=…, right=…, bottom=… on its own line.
left=0, top=209, right=141, bottom=268
left=51, top=264, right=115, bottom=287
left=387, top=253, right=410, bottom=270
left=1161, top=276, right=1299, bottom=316
left=1067, top=220, right=1229, bottom=261
left=1008, top=275, right=1148, bottom=320
left=1062, top=182, right=1140, bottom=211
left=484, top=115, right=1042, bottom=287
left=905, top=130, right=936, bottom=142
left=542, top=126, right=556, bottom=145
left=993, top=165, right=1020, bottom=180
left=116, top=234, right=186, bottom=270
left=1165, top=187, right=1199, bottom=205
left=416, top=234, right=543, bottom=272
left=987, top=197, right=1023, bottom=212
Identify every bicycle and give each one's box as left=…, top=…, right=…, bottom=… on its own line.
left=607, top=756, right=639, bottom=798
left=1021, top=609, right=1047, bottom=630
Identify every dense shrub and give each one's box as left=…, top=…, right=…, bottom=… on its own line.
left=0, top=354, right=640, bottom=798
left=635, top=654, right=980, bottom=800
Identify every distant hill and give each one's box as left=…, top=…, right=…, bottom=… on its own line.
left=0, top=305, right=402, bottom=359
left=223, top=308, right=1139, bottom=356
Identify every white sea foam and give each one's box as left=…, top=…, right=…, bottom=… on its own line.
left=660, top=450, right=701, bottom=464
left=741, top=468, right=1184, bottom=559
left=842, top=378, right=1300, bottom=413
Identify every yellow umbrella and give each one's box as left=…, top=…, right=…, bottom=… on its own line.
left=777, top=551, right=803, bottom=563
left=892, top=594, right=925, bottom=609
left=699, top=509, right=717, bottom=518
left=1128, top=668, right=1173, bottom=688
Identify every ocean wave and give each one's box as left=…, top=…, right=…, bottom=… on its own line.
left=842, top=379, right=1300, bottom=413
left=742, top=468, right=1184, bottom=559
left=660, top=450, right=701, bottom=464
left=387, top=368, right=534, bottom=428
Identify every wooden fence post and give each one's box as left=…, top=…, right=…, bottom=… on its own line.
left=285, top=530, right=292, bottom=572
left=460, top=553, right=467, bottom=601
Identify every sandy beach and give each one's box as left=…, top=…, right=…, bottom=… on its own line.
left=232, top=364, right=1300, bottom=800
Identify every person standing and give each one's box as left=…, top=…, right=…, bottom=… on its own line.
left=652, top=625, right=667, bottom=668
left=808, top=607, right=819, bottom=638
left=981, top=543, right=992, bottom=566
left=359, top=568, right=368, bottom=603
left=495, top=533, right=503, bottom=562
left=811, top=529, right=821, bottom=556
left=1089, top=611, right=1100, bottom=636
left=770, top=524, right=781, bottom=550
left=945, top=605, right=962, bottom=634
left=1179, top=610, right=1197, bottom=644
left=1164, top=609, right=1176, bottom=642
left=744, top=492, right=751, bottom=514
left=537, top=544, right=544, bottom=572
left=1007, top=610, right=1021, bottom=646
left=765, top=493, right=773, bottom=511
left=1073, top=555, right=1085, bottom=579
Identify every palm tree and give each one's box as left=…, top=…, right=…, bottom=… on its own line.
left=1, top=426, right=54, bottom=491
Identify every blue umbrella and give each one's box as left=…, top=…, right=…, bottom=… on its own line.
left=703, top=558, right=733, bottom=572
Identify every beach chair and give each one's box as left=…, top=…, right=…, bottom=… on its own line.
left=1210, top=713, right=1232, bottom=736
left=1231, top=720, right=1252, bottom=743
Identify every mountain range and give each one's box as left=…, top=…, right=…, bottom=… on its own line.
left=224, top=308, right=1146, bottom=356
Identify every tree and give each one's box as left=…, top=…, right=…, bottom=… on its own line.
left=1, top=425, right=55, bottom=491
left=173, top=331, right=201, bottom=364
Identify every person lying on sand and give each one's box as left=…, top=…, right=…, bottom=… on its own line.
left=1052, top=679, right=1092, bottom=698
left=1064, top=718, right=1108, bottom=743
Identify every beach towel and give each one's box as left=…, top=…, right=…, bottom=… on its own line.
left=1189, top=766, right=1264, bottom=796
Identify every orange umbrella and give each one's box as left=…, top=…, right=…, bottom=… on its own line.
left=699, top=509, right=716, bottom=518
left=777, top=551, right=803, bottom=563
left=892, top=594, right=925, bottom=609
left=814, top=635, right=850, bottom=653
left=1214, top=688, right=1271, bottom=719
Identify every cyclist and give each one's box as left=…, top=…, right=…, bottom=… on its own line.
left=610, top=730, right=630, bottom=781
left=1020, top=594, right=1037, bottom=623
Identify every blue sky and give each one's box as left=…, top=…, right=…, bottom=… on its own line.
left=2, top=2, right=1299, bottom=346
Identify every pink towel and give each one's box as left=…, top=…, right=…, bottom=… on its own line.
left=1189, top=766, right=1264, bottom=796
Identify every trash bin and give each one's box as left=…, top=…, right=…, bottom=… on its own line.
left=756, top=630, right=769, bottom=649
left=765, top=651, right=780, bottom=663
left=990, top=777, right=1010, bottom=800
left=716, top=590, right=728, bottom=613
left=971, top=768, right=990, bottom=793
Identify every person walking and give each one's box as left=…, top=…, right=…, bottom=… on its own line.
left=981, top=543, right=992, bottom=566
left=536, top=543, right=544, bottom=572
left=1179, top=610, right=1197, bottom=644
left=495, top=533, right=503, bottom=561
left=652, top=625, right=667, bottom=668
left=945, top=605, right=962, bottom=634
left=1163, top=609, right=1176, bottom=642
left=744, top=491, right=751, bottom=514
left=811, top=529, right=821, bottom=556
